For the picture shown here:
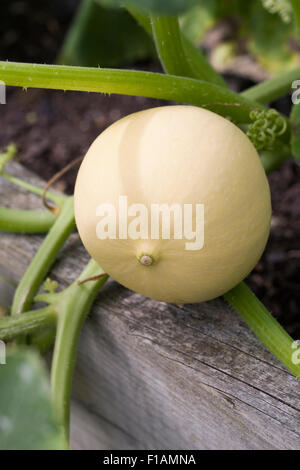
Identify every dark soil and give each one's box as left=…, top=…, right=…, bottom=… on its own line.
left=1, top=87, right=167, bottom=191
left=0, top=1, right=299, bottom=336
left=0, top=0, right=80, bottom=64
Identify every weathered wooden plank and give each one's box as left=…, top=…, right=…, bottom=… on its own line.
left=0, top=162, right=299, bottom=450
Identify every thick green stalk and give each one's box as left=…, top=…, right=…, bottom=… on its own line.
left=50, top=259, right=108, bottom=442
left=0, top=305, right=56, bottom=341
left=11, top=197, right=75, bottom=315
left=0, top=61, right=266, bottom=123
left=151, top=15, right=195, bottom=77
left=0, top=207, right=56, bottom=233
left=224, top=282, right=300, bottom=379
left=128, top=6, right=227, bottom=87
left=242, top=66, right=300, bottom=104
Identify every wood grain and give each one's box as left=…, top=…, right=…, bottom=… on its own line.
left=0, top=162, right=299, bottom=450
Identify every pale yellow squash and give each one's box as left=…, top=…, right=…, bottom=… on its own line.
left=74, top=105, right=271, bottom=304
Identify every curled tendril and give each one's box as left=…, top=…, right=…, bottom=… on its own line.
left=247, top=109, right=287, bottom=151
left=261, top=0, right=292, bottom=23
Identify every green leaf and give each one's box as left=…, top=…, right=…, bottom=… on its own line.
left=0, top=348, right=67, bottom=450
left=59, top=0, right=155, bottom=67
left=177, top=0, right=300, bottom=76
left=247, top=3, right=298, bottom=74
left=291, top=104, right=300, bottom=162
left=181, top=1, right=217, bottom=45
left=99, top=0, right=199, bottom=15
left=261, top=0, right=293, bottom=23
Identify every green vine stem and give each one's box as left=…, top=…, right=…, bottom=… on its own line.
left=1, top=171, right=65, bottom=206
left=151, top=15, right=195, bottom=78
left=0, top=207, right=56, bottom=233
left=242, top=66, right=300, bottom=104
left=0, top=61, right=267, bottom=124
left=0, top=305, right=56, bottom=341
left=0, top=143, right=64, bottom=205
left=224, top=282, right=300, bottom=379
left=127, top=7, right=227, bottom=87
left=11, top=197, right=75, bottom=316
left=49, top=259, right=108, bottom=442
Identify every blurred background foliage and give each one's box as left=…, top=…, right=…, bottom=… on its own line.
left=57, top=0, right=300, bottom=78
left=181, top=0, right=298, bottom=75
left=1, top=0, right=299, bottom=78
